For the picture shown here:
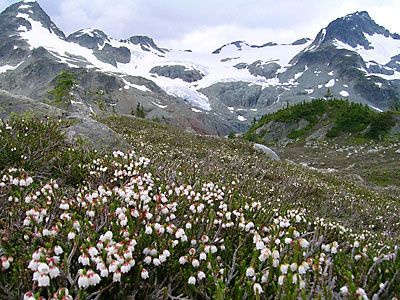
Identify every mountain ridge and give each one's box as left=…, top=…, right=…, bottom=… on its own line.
left=0, top=1, right=399, bottom=136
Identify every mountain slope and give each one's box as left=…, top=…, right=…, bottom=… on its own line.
left=0, top=1, right=399, bottom=135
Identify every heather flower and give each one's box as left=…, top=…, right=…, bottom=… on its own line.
left=253, top=283, right=263, bottom=295
left=141, top=268, right=149, bottom=280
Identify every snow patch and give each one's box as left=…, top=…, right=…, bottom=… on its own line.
left=237, top=116, right=247, bottom=122
left=369, top=105, right=383, bottom=112
left=0, top=62, right=23, bottom=73
left=305, top=89, right=314, bottom=94
left=152, top=101, right=167, bottom=109
left=191, top=108, right=202, bottom=113
left=325, top=79, right=335, bottom=87
left=339, top=90, right=349, bottom=97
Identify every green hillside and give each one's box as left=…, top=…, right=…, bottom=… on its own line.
left=0, top=114, right=399, bottom=299
left=245, top=99, right=399, bottom=144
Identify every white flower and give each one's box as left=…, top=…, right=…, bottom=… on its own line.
left=33, top=271, right=40, bottom=281
left=198, top=271, right=206, bottom=280
left=290, top=263, right=298, bottom=272
left=179, top=256, right=187, bottom=265
left=271, top=250, right=280, bottom=259
left=60, top=203, right=70, bottom=210
left=78, top=255, right=90, bottom=266
left=38, top=274, right=50, bottom=287
left=68, top=232, right=76, bottom=240
left=88, top=271, right=101, bottom=286
left=153, top=258, right=161, bottom=266
left=299, top=239, right=310, bottom=248
left=141, top=268, right=149, bottom=280
left=144, top=256, right=152, bottom=264
left=1, top=257, right=10, bottom=270
left=280, top=264, right=289, bottom=274
left=340, top=286, right=349, bottom=294
left=284, top=237, right=293, bottom=244
left=188, top=276, right=196, bottom=285
left=199, top=252, right=207, bottom=260
left=256, top=241, right=265, bottom=250
left=49, top=266, right=60, bottom=278
left=100, top=267, right=109, bottom=277
left=163, top=250, right=170, bottom=257
left=38, top=263, right=49, bottom=274
left=54, top=246, right=63, bottom=255
left=32, top=251, right=41, bottom=261
left=356, top=287, right=367, bottom=298
left=299, top=280, right=306, bottom=289
left=253, top=283, right=263, bottom=295
left=246, top=267, right=255, bottom=277
left=145, top=226, right=153, bottom=235
left=298, top=265, right=306, bottom=275
left=88, top=247, right=99, bottom=257
left=28, top=260, right=38, bottom=271
left=192, top=259, right=200, bottom=268
left=273, top=259, right=279, bottom=268
left=78, top=274, right=90, bottom=289
left=278, top=275, right=285, bottom=285
left=23, top=291, right=35, bottom=300
left=121, top=263, right=131, bottom=273
left=113, top=271, right=121, bottom=282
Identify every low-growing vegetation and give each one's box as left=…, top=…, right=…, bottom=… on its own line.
left=0, top=115, right=399, bottom=299
left=245, top=99, right=399, bottom=143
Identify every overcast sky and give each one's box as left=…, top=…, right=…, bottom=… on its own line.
left=1, top=0, right=400, bottom=52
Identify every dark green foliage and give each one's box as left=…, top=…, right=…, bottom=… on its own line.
left=365, top=112, right=396, bottom=140
left=135, top=102, right=145, bottom=118
left=0, top=115, right=99, bottom=186
left=324, top=88, right=334, bottom=99
left=48, top=71, right=77, bottom=104
left=246, top=98, right=398, bottom=142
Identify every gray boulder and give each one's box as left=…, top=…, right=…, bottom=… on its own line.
left=253, top=143, right=280, bottom=161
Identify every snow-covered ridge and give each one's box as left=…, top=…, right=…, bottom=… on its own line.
left=6, top=1, right=400, bottom=113
left=13, top=4, right=315, bottom=110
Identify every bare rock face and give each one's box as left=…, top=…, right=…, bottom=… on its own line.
left=0, top=89, right=131, bottom=151
left=150, top=65, right=204, bottom=83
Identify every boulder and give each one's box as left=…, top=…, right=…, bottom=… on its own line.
left=253, top=143, right=280, bottom=161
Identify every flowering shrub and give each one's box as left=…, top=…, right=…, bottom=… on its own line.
left=0, top=117, right=399, bottom=299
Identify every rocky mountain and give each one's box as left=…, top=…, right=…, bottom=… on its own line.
left=0, top=1, right=399, bottom=135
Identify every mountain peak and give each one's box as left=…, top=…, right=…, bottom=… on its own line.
left=125, top=35, right=166, bottom=53
left=67, top=29, right=110, bottom=49
left=323, top=10, right=394, bottom=48
left=0, top=0, right=65, bottom=39
left=304, top=10, right=398, bottom=53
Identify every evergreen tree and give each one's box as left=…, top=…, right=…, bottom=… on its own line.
left=48, top=71, right=77, bottom=104
left=135, top=103, right=145, bottom=118
left=324, top=88, right=333, bottom=99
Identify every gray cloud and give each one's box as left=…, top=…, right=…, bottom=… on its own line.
left=1, top=0, right=400, bottom=52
